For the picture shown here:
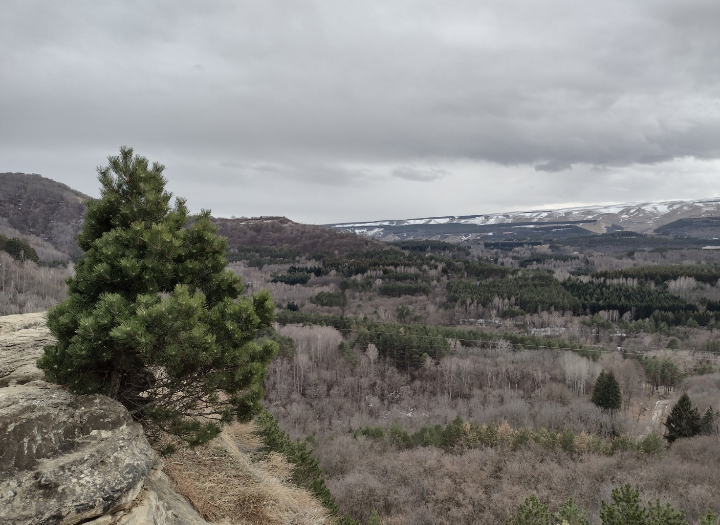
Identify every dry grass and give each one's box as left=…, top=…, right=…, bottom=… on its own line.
left=157, top=422, right=332, bottom=525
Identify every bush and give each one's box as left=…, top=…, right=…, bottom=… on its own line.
left=638, top=434, right=665, bottom=456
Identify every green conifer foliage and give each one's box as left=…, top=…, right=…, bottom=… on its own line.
left=699, top=510, right=719, bottom=525
left=700, top=406, right=717, bottom=436
left=555, top=498, right=591, bottom=525
left=646, top=500, right=686, bottom=525
left=600, top=485, right=647, bottom=525
left=664, top=393, right=701, bottom=443
left=505, top=495, right=551, bottom=525
left=38, top=147, right=277, bottom=445
left=506, top=487, right=689, bottom=525
left=591, top=370, right=622, bottom=411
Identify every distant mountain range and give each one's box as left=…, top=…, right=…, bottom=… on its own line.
left=3, top=171, right=720, bottom=258
left=326, top=199, right=720, bottom=242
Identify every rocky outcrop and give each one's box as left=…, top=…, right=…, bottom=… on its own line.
left=0, top=312, right=52, bottom=386
left=0, top=383, right=156, bottom=524
left=0, top=313, right=210, bottom=525
left=85, top=469, right=209, bottom=525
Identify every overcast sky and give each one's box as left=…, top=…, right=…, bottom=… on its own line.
left=2, top=1, right=719, bottom=224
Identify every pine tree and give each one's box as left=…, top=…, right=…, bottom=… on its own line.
left=664, top=392, right=701, bottom=444
left=700, top=406, right=717, bottom=436
left=592, top=370, right=622, bottom=411
left=600, top=485, right=647, bottom=525
left=646, top=500, right=686, bottom=525
left=38, top=147, right=277, bottom=445
left=506, top=495, right=551, bottom=525
left=554, top=498, right=590, bottom=525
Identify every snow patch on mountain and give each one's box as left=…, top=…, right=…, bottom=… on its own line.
left=329, top=198, right=720, bottom=238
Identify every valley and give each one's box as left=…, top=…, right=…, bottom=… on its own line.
left=1, top=172, right=719, bottom=524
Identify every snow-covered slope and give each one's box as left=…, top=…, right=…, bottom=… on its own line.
left=328, top=198, right=720, bottom=239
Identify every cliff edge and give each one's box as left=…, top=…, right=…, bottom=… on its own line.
left=0, top=313, right=208, bottom=525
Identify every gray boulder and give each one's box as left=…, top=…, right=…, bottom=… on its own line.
left=0, top=382, right=156, bottom=524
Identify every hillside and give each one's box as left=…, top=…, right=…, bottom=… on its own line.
left=0, top=174, right=383, bottom=263
left=0, top=173, right=89, bottom=261
left=213, top=216, right=384, bottom=260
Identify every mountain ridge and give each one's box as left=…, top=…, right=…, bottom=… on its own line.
left=0, top=173, right=383, bottom=262
left=326, top=197, right=720, bottom=241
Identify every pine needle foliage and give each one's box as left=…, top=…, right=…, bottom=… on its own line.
left=38, top=147, right=277, bottom=446
left=664, top=392, right=702, bottom=444
left=506, top=495, right=552, bottom=525
left=591, top=370, right=622, bottom=412
left=508, top=485, right=705, bottom=525
left=700, top=406, right=718, bottom=436
left=600, top=485, right=687, bottom=525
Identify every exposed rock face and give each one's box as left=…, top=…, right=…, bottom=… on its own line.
left=0, top=313, right=210, bottom=525
left=0, top=383, right=156, bottom=524
left=98, top=469, right=210, bottom=525
left=0, top=312, right=53, bottom=386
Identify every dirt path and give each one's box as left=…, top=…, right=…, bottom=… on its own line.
left=641, top=399, right=670, bottom=437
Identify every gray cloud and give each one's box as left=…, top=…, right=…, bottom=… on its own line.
left=392, top=167, right=448, bottom=182
left=535, top=162, right=572, bottom=173
left=1, top=0, right=720, bottom=222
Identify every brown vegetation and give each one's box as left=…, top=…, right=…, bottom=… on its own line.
left=323, top=435, right=720, bottom=525
left=0, top=172, right=88, bottom=260
left=213, top=216, right=384, bottom=257
left=157, top=423, right=332, bottom=525
left=263, top=324, right=720, bottom=524
left=0, top=253, right=71, bottom=315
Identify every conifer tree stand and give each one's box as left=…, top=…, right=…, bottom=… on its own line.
left=39, top=147, right=277, bottom=446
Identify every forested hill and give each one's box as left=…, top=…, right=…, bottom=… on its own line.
left=0, top=173, right=384, bottom=263
left=0, top=172, right=89, bottom=261
left=213, top=216, right=385, bottom=263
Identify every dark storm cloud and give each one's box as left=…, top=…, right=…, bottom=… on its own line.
left=1, top=0, right=719, bottom=222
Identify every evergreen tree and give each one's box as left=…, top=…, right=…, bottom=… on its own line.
left=592, top=370, right=622, bottom=411
left=646, top=500, right=686, bottom=525
left=699, top=406, right=717, bottom=436
left=600, top=485, right=647, bottom=525
left=554, top=498, right=590, bottom=525
left=664, top=393, right=701, bottom=444
left=38, top=147, right=277, bottom=445
left=0, top=234, right=40, bottom=264
left=506, top=495, right=551, bottom=525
